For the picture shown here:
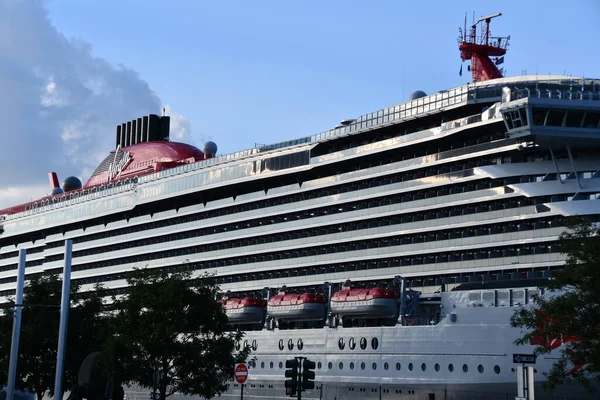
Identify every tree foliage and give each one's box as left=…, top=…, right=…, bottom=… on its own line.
left=511, top=218, right=600, bottom=391
left=0, top=275, right=109, bottom=400
left=105, top=268, right=249, bottom=400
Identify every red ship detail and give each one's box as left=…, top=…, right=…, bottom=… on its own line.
left=458, top=12, right=510, bottom=82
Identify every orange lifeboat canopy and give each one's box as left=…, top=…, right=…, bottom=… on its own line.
left=267, top=293, right=327, bottom=322
left=218, top=297, right=266, bottom=324
left=330, top=288, right=398, bottom=319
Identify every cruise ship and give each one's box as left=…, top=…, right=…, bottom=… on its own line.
left=2, top=13, right=600, bottom=400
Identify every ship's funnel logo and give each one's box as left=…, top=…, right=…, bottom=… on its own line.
left=107, top=145, right=133, bottom=182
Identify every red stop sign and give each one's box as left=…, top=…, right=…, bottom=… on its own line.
left=234, top=363, right=248, bottom=384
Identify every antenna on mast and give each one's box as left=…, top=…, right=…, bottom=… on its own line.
left=458, top=12, right=510, bottom=83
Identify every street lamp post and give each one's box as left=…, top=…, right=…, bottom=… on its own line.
left=54, top=239, right=73, bottom=400
left=6, top=249, right=27, bottom=400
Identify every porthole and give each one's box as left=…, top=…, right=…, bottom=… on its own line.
left=350, top=362, right=355, bottom=370
left=328, top=362, right=333, bottom=370
left=279, top=361, right=283, bottom=369
left=252, top=340, right=258, bottom=351
left=361, top=362, right=366, bottom=370
left=278, top=339, right=284, bottom=351
left=349, top=337, right=356, bottom=350
left=372, top=362, right=377, bottom=370
left=317, top=362, right=322, bottom=369
left=260, top=361, right=265, bottom=369
left=339, top=362, right=343, bottom=370
left=396, top=362, right=401, bottom=371
left=338, top=338, right=345, bottom=350
left=371, top=337, right=379, bottom=350
left=384, top=362, right=389, bottom=370
left=511, top=367, right=515, bottom=373
left=463, top=364, right=468, bottom=373
left=421, top=363, right=426, bottom=371
left=360, top=337, right=367, bottom=350
left=270, top=361, right=274, bottom=369
left=297, top=339, right=303, bottom=350
left=478, top=365, right=484, bottom=373
left=408, top=363, right=413, bottom=371
left=494, top=365, right=501, bottom=374
left=448, top=364, right=454, bottom=372
left=434, top=363, right=440, bottom=372
left=287, top=339, right=294, bottom=350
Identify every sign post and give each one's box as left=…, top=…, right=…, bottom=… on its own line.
left=513, top=353, right=536, bottom=400
left=234, top=363, right=248, bottom=400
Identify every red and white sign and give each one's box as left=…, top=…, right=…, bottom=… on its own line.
left=234, top=363, right=248, bottom=384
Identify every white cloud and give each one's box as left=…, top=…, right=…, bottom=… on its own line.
left=0, top=0, right=191, bottom=210
left=0, top=185, right=52, bottom=210
left=162, top=105, right=191, bottom=141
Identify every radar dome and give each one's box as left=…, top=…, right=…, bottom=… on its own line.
left=410, top=90, right=427, bottom=100
left=203, top=141, right=218, bottom=155
left=62, top=176, right=82, bottom=192
left=51, top=187, right=64, bottom=196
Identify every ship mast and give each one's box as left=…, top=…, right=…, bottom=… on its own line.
left=458, top=12, right=510, bottom=82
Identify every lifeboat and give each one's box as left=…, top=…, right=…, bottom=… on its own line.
left=218, top=297, right=266, bottom=324
left=330, top=288, right=398, bottom=319
left=267, top=293, right=327, bottom=321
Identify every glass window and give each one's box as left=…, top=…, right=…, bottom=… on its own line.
left=350, top=362, right=355, bottom=370
left=421, top=363, right=426, bottom=371
left=449, top=364, right=454, bottom=372
left=478, top=365, right=484, bottom=373
left=372, top=362, right=377, bottom=370
left=434, top=363, right=440, bottom=372
left=339, top=362, right=343, bottom=370
left=546, top=109, right=566, bottom=126
left=396, top=362, right=401, bottom=371
left=408, top=363, right=413, bottom=371
left=384, top=362, right=389, bottom=370
left=463, top=364, right=469, bottom=373
left=371, top=337, right=379, bottom=350
left=328, top=362, right=333, bottom=370
left=360, top=362, right=366, bottom=370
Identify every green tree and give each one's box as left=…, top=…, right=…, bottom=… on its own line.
left=0, top=275, right=109, bottom=400
left=511, top=218, right=600, bottom=392
left=105, top=268, right=249, bottom=400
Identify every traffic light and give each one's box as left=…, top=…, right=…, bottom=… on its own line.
left=284, top=359, right=299, bottom=396
left=302, top=359, right=316, bottom=390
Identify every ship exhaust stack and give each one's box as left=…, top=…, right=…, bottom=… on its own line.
left=115, top=114, right=171, bottom=149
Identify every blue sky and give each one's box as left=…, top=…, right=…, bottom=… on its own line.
left=46, top=0, right=600, bottom=155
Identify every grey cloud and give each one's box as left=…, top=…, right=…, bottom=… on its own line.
left=0, top=0, right=188, bottom=207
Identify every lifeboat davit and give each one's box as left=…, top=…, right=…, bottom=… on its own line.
left=219, top=297, right=266, bottom=324
left=330, top=288, right=398, bottom=319
left=267, top=293, right=327, bottom=321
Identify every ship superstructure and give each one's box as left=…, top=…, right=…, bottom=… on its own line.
left=1, top=14, right=600, bottom=400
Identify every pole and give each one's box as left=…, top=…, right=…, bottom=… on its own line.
left=240, top=382, right=243, bottom=400
left=296, top=356, right=303, bottom=400
left=53, top=240, right=73, bottom=400
left=6, top=249, right=27, bottom=400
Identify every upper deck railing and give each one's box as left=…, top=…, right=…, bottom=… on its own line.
left=2, top=76, right=598, bottom=222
